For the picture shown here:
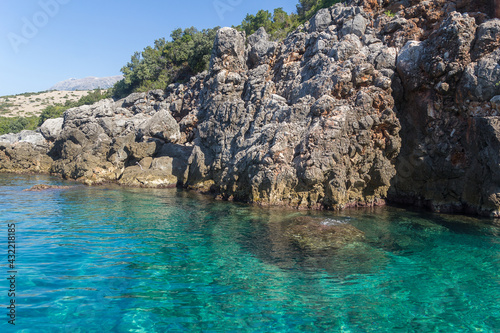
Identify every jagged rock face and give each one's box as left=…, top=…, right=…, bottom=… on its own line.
left=47, top=90, right=193, bottom=186
left=40, top=118, right=64, bottom=142
left=188, top=4, right=401, bottom=209
left=0, top=131, right=52, bottom=173
left=2, top=0, right=500, bottom=216
left=387, top=5, right=500, bottom=216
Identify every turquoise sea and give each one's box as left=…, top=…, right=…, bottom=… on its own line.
left=0, top=173, right=499, bottom=332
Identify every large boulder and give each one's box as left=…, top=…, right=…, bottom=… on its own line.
left=139, top=109, right=180, bottom=142
left=40, top=118, right=64, bottom=141
left=0, top=130, right=46, bottom=147
left=209, top=27, right=247, bottom=73
left=247, top=27, right=277, bottom=68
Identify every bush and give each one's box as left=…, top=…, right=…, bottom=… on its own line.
left=110, top=0, right=343, bottom=99
left=238, top=8, right=299, bottom=40
left=0, top=116, right=39, bottom=135
left=111, top=27, right=219, bottom=99
left=296, top=0, right=341, bottom=22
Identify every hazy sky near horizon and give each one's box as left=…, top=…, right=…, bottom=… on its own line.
left=0, top=0, right=297, bottom=96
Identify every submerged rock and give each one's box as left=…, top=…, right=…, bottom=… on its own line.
left=24, top=184, right=72, bottom=191
left=286, top=216, right=366, bottom=252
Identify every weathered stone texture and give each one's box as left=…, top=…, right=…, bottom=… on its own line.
left=2, top=0, right=500, bottom=216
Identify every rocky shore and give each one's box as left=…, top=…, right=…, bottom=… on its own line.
left=2, top=0, right=500, bottom=217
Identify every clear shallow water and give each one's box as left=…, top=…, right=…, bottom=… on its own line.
left=0, top=174, right=499, bottom=332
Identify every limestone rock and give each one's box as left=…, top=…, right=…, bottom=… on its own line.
left=390, top=7, right=500, bottom=216
left=247, top=27, right=277, bottom=68
left=209, top=27, right=247, bottom=73
left=3, top=0, right=500, bottom=216
left=0, top=130, right=46, bottom=147
left=311, top=8, right=332, bottom=32
left=24, top=184, right=72, bottom=191
left=140, top=109, right=180, bottom=142
left=40, top=118, right=64, bottom=141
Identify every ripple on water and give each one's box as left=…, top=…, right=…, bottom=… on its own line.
left=0, top=174, right=499, bottom=332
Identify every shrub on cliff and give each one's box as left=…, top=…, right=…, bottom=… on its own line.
left=297, top=0, right=341, bottom=21
left=112, top=27, right=219, bottom=99
left=0, top=116, right=38, bottom=135
left=112, top=0, right=342, bottom=99
left=238, top=8, right=299, bottom=41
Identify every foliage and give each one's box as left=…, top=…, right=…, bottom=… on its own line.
left=112, top=0, right=342, bottom=99
left=112, top=27, right=219, bottom=99
left=0, top=116, right=39, bottom=135
left=384, top=10, right=395, bottom=18
left=0, top=102, right=15, bottom=115
left=238, top=8, right=300, bottom=40
left=296, top=0, right=341, bottom=22
left=37, top=105, right=69, bottom=126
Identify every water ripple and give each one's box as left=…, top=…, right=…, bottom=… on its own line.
left=0, top=174, right=499, bottom=332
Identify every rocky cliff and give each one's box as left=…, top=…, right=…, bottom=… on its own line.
left=2, top=0, right=500, bottom=217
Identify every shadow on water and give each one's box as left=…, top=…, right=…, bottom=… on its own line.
left=221, top=203, right=500, bottom=277
left=14, top=174, right=500, bottom=280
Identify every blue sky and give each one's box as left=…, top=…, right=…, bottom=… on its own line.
left=0, top=0, right=297, bottom=96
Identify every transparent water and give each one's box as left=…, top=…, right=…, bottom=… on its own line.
left=0, top=174, right=499, bottom=332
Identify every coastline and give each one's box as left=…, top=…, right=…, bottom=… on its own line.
left=2, top=0, right=500, bottom=218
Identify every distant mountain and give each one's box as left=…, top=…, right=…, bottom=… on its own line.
left=50, top=76, right=124, bottom=91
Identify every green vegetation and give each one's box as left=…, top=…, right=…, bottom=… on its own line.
left=112, top=0, right=341, bottom=99
left=0, top=117, right=39, bottom=135
left=237, top=0, right=342, bottom=39
left=0, top=89, right=111, bottom=135
left=295, top=0, right=342, bottom=22
left=384, top=10, right=395, bottom=18
left=112, top=27, right=219, bottom=98
left=0, top=102, right=15, bottom=114
left=238, top=8, right=299, bottom=40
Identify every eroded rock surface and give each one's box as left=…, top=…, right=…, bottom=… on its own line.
left=188, top=5, right=401, bottom=209
left=2, top=0, right=500, bottom=216
left=387, top=4, right=500, bottom=216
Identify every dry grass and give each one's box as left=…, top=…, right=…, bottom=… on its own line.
left=0, top=91, right=92, bottom=118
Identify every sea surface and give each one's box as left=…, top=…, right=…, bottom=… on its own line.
left=0, top=174, right=499, bottom=332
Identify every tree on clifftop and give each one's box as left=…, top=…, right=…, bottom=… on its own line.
left=238, top=8, right=299, bottom=40
left=112, top=0, right=342, bottom=99
left=113, top=27, right=219, bottom=99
